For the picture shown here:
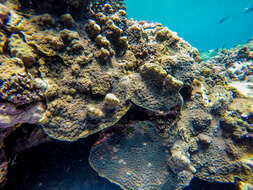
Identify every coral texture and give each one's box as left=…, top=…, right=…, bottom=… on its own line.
left=89, top=121, right=193, bottom=190
left=0, top=1, right=198, bottom=141
left=0, top=0, right=253, bottom=189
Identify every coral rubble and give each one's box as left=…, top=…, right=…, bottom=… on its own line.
left=0, top=0, right=253, bottom=189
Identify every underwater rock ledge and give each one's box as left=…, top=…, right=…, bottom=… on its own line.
left=0, top=0, right=253, bottom=189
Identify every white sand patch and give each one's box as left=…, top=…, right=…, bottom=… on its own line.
left=229, top=81, right=253, bottom=98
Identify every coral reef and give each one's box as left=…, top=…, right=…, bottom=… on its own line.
left=0, top=57, right=44, bottom=105
left=89, top=41, right=253, bottom=189
left=0, top=0, right=198, bottom=141
left=200, top=41, right=253, bottom=99
left=89, top=75, right=253, bottom=189
left=0, top=0, right=253, bottom=189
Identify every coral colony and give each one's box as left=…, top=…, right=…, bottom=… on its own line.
left=0, top=0, right=253, bottom=189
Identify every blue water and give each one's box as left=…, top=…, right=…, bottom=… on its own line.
left=125, top=0, right=253, bottom=50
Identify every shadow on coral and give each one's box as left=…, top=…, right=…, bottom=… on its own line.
left=184, top=178, right=237, bottom=190
left=3, top=131, right=120, bottom=190
left=2, top=125, right=238, bottom=190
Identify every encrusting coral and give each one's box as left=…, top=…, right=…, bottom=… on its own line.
left=0, top=0, right=253, bottom=189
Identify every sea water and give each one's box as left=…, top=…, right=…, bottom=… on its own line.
left=125, top=0, right=253, bottom=50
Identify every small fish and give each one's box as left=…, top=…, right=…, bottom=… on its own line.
left=218, top=16, right=230, bottom=24
left=243, top=6, right=253, bottom=14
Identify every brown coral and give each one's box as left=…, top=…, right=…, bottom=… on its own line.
left=0, top=0, right=252, bottom=189
left=0, top=57, right=43, bottom=105
left=0, top=1, right=199, bottom=143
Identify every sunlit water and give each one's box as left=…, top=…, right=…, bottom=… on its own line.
left=125, top=0, right=253, bottom=50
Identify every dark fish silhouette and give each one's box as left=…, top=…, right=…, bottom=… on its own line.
left=218, top=16, right=230, bottom=24
left=243, top=6, right=253, bottom=13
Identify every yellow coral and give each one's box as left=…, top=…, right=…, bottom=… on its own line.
left=9, top=34, right=37, bottom=67
left=0, top=32, right=7, bottom=54
left=95, top=34, right=111, bottom=48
